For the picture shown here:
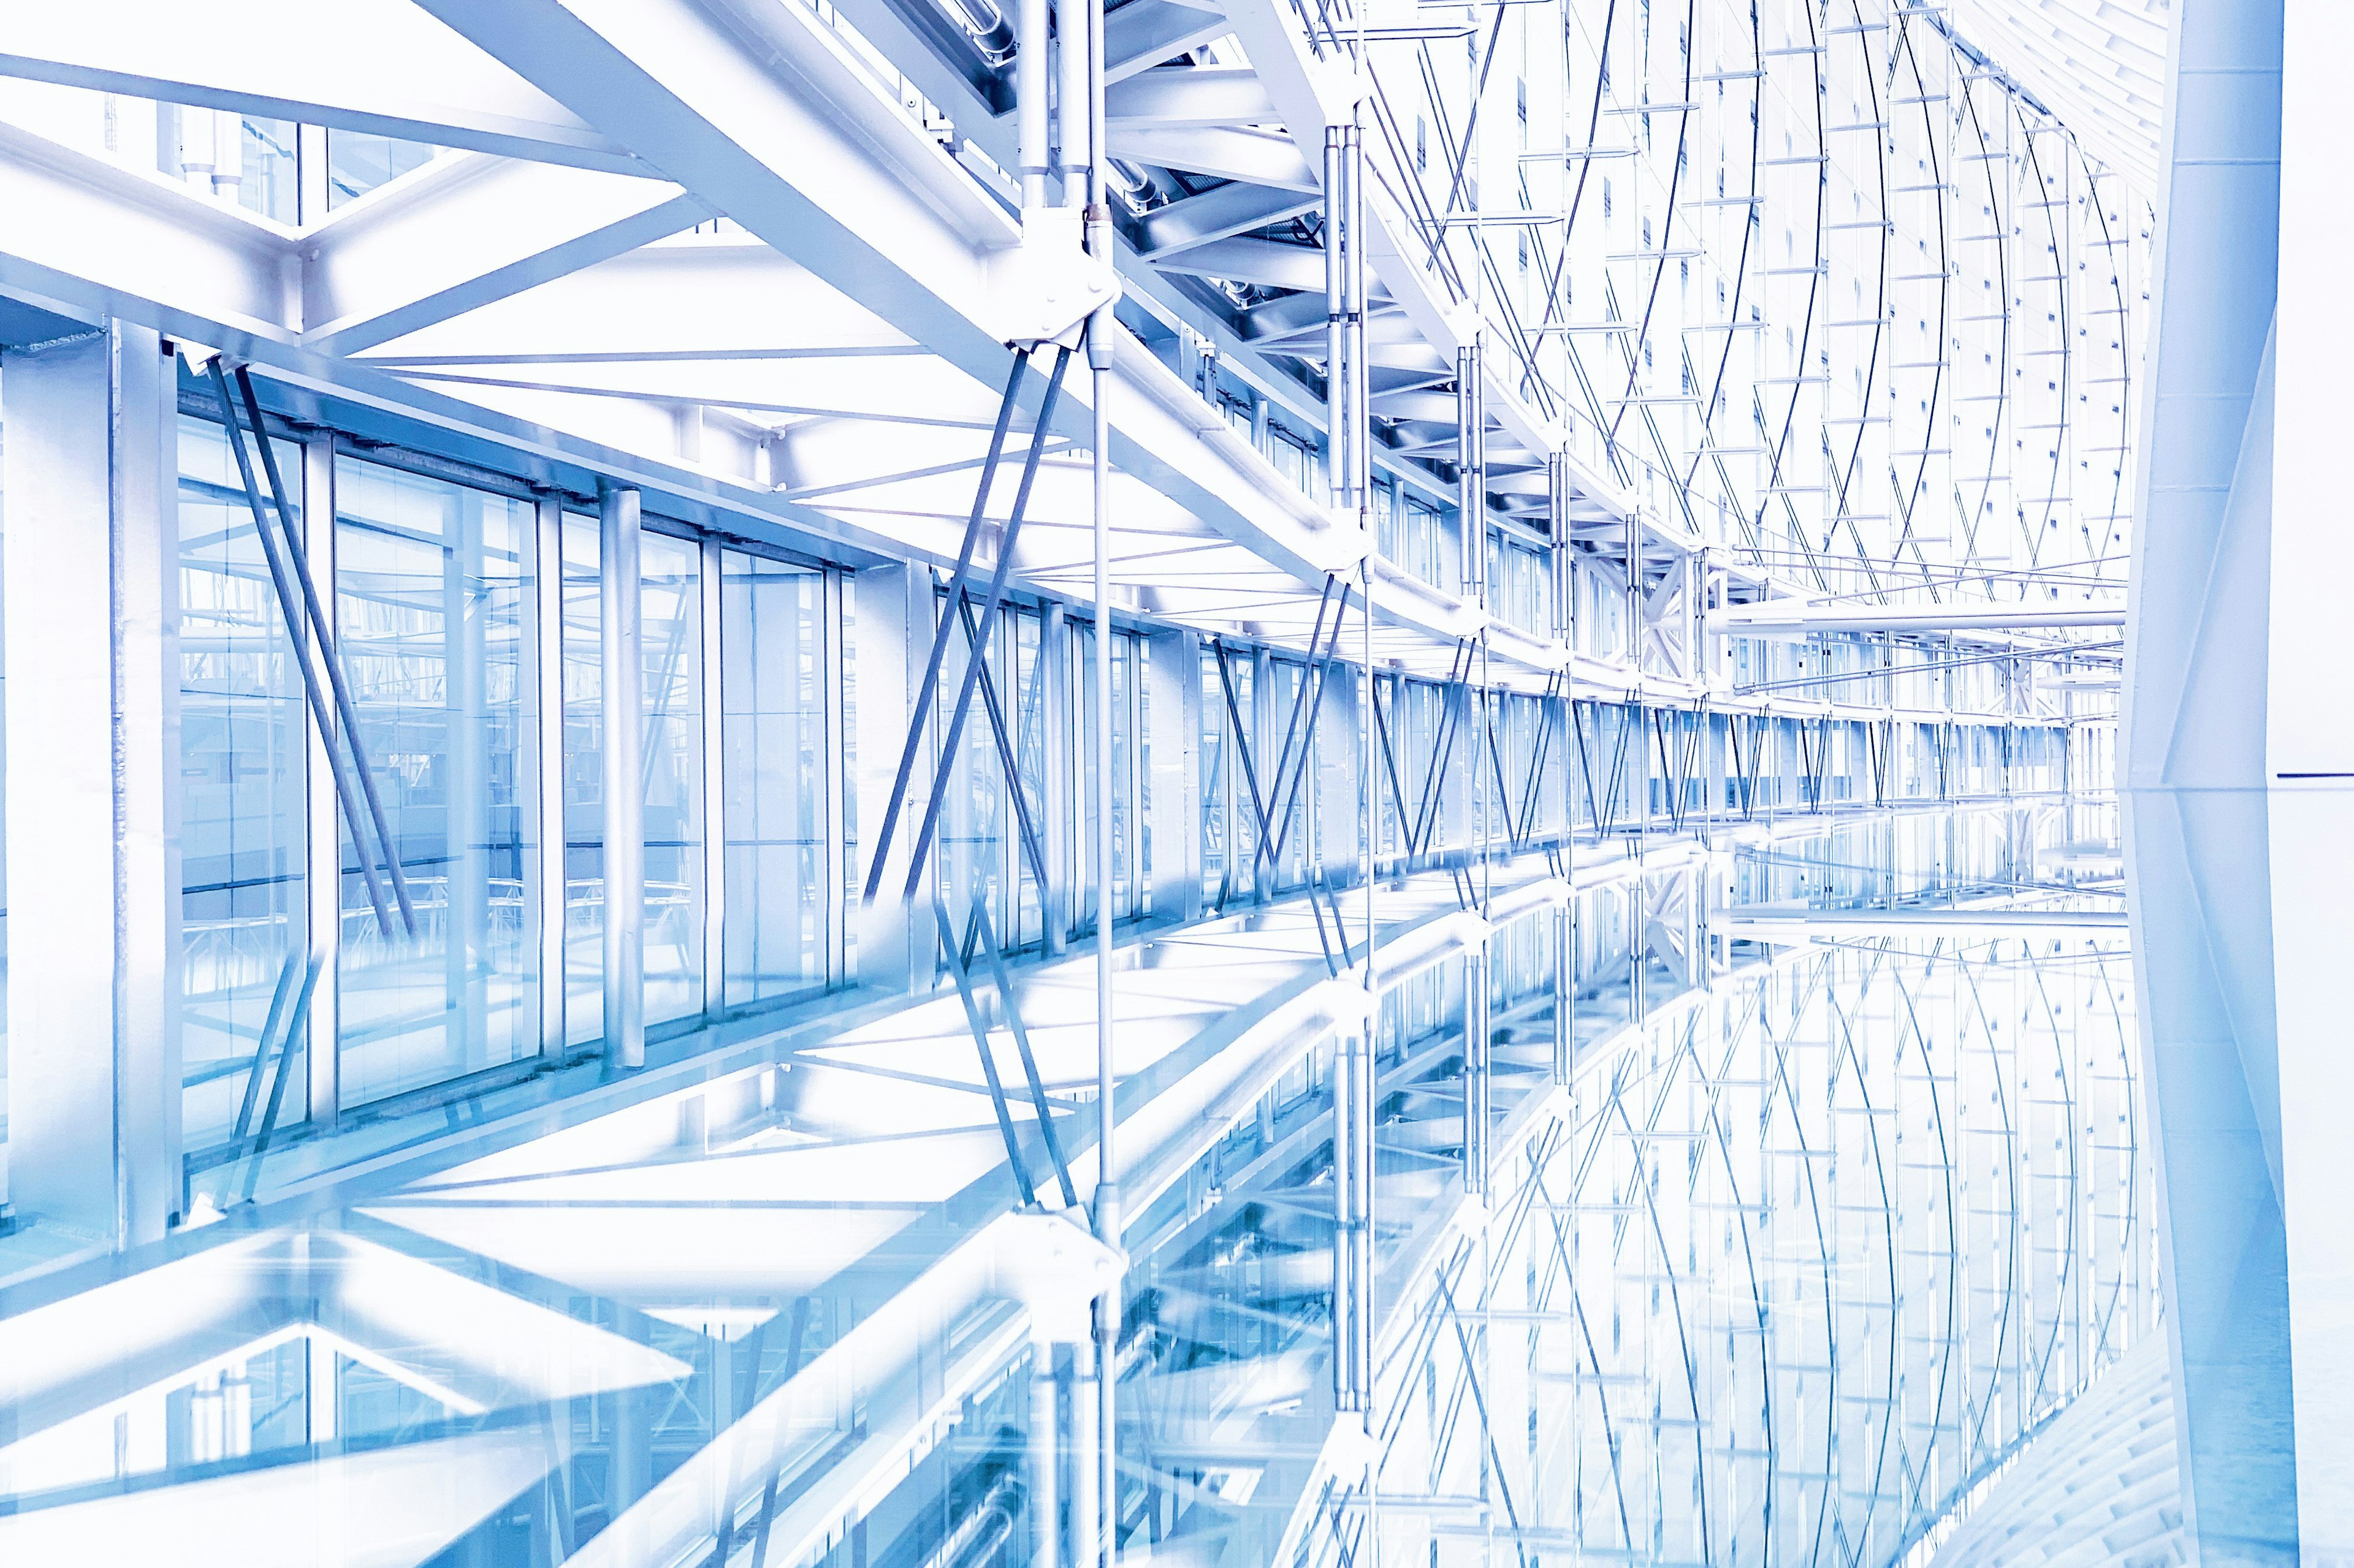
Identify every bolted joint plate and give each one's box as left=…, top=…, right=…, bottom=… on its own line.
left=988, top=207, right=1122, bottom=350
left=988, top=1209, right=1125, bottom=1345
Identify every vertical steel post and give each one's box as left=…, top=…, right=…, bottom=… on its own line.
left=1029, top=1349, right=1061, bottom=1568
left=700, top=535, right=727, bottom=1018
left=1550, top=451, right=1574, bottom=645
left=1057, top=0, right=1089, bottom=205
left=1457, top=338, right=1491, bottom=1198
left=1084, top=0, right=1118, bottom=1551
left=1457, top=345, right=1484, bottom=605
left=1553, top=899, right=1573, bottom=1084
left=1018, top=0, right=1050, bottom=207
left=302, top=433, right=343, bottom=1122
left=1043, top=600, right=1071, bottom=951
left=822, top=568, right=848, bottom=985
left=1625, top=509, right=1642, bottom=676
left=601, top=487, right=646, bottom=1068
left=1324, top=111, right=1376, bottom=1419
left=1349, top=99, right=1375, bottom=1414
left=533, top=494, right=567, bottom=1058
left=2, top=324, right=180, bottom=1243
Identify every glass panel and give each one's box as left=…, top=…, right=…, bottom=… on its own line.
left=1200, top=646, right=1226, bottom=895
left=1072, top=622, right=1143, bottom=931
left=1221, top=650, right=1258, bottom=894
left=932, top=587, right=1006, bottom=949
left=641, top=533, right=703, bottom=1026
left=563, top=518, right=603, bottom=1047
left=333, top=457, right=535, bottom=1105
left=236, top=116, right=299, bottom=224
left=720, top=552, right=825, bottom=1007
left=177, top=418, right=307, bottom=1158
left=325, top=129, right=438, bottom=209
left=1262, top=659, right=1309, bottom=891
left=1011, top=606, right=1045, bottom=948
left=1078, top=621, right=1148, bottom=923
left=1132, top=632, right=1149, bottom=916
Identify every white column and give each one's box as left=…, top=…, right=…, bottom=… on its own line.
left=2272, top=3, right=2354, bottom=1548
left=1317, top=658, right=1357, bottom=878
left=2, top=322, right=180, bottom=1243
left=853, top=561, right=928, bottom=991
left=600, top=487, right=645, bottom=1068
left=531, top=493, right=566, bottom=1057
left=1145, top=626, right=1198, bottom=923
left=295, top=124, right=329, bottom=226
left=699, top=535, right=726, bottom=1018
left=302, top=435, right=341, bottom=1122
left=1251, top=644, right=1274, bottom=899
left=1027, top=1348, right=1061, bottom=1568
left=1042, top=600, right=1071, bottom=953
left=821, top=568, right=848, bottom=986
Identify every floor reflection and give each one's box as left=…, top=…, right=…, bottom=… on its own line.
left=0, top=802, right=2152, bottom=1568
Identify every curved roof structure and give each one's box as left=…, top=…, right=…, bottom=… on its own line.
left=1948, top=0, right=2172, bottom=189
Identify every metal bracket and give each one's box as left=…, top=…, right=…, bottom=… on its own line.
left=987, top=207, right=1121, bottom=349
left=988, top=1211, right=1125, bottom=1346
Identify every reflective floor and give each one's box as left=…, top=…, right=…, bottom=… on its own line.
left=0, top=801, right=2150, bottom=1567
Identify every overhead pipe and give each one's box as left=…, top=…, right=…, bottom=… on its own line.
left=1017, top=0, right=1049, bottom=205
left=929, top=0, right=1016, bottom=66
left=1057, top=0, right=1091, bottom=206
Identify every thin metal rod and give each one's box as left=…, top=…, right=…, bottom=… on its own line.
left=1483, top=700, right=1515, bottom=847
left=240, top=953, right=323, bottom=1204
left=235, top=368, right=419, bottom=935
left=1514, top=674, right=1561, bottom=842
left=958, top=590, right=1054, bottom=900
left=1345, top=102, right=1377, bottom=1415
left=1571, top=701, right=1603, bottom=828
left=1211, top=640, right=1273, bottom=847
left=902, top=347, right=1074, bottom=902
left=1268, top=587, right=1351, bottom=871
left=1370, top=676, right=1410, bottom=852
left=1409, top=640, right=1475, bottom=854
left=205, top=362, right=395, bottom=938
left=228, top=952, right=300, bottom=1149
left=1252, top=579, right=1338, bottom=875
left=865, top=352, right=1032, bottom=900
left=970, top=897, right=1080, bottom=1207
left=1085, top=0, right=1118, bottom=1529
left=935, top=899, right=1041, bottom=1208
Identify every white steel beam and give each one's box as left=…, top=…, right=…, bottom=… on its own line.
left=302, top=157, right=705, bottom=354
left=0, top=118, right=290, bottom=345
left=0, top=0, right=644, bottom=173
left=1720, top=908, right=2129, bottom=942
left=1710, top=603, right=2128, bottom=633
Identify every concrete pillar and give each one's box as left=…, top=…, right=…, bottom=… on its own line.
left=600, top=487, right=645, bottom=1068
left=1, top=321, right=180, bottom=1243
